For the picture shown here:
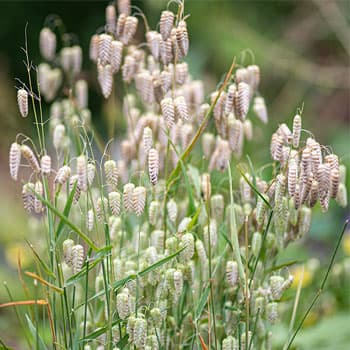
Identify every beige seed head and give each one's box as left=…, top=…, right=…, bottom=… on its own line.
left=71, top=244, right=84, bottom=274
left=243, top=119, right=253, bottom=141
left=77, top=155, right=88, bottom=192
left=123, top=183, right=135, bottom=211
left=202, top=132, right=215, bottom=159
left=309, top=179, right=319, bottom=207
left=53, top=124, right=66, bottom=151
left=292, top=114, right=302, bottom=148
left=160, top=37, right=173, bottom=65
left=96, top=197, right=108, bottom=222
left=110, top=40, right=123, bottom=73
left=228, top=117, right=243, bottom=154
left=148, top=148, right=159, bottom=186
left=104, top=160, right=119, bottom=190
left=87, top=163, right=95, bottom=186
left=22, top=183, right=35, bottom=213
left=234, top=82, right=250, bottom=120
left=69, top=175, right=81, bottom=204
left=225, top=84, right=236, bottom=115
left=108, top=191, right=121, bottom=216
left=176, top=20, right=189, bottom=58
left=142, top=126, right=153, bottom=153
left=122, top=55, right=137, bottom=83
left=226, top=261, right=238, bottom=287
left=9, top=142, right=21, bottom=181
left=20, top=145, right=40, bottom=173
left=75, top=80, right=88, bottom=110
left=17, top=89, right=28, bottom=118
left=160, top=10, right=174, bottom=40
left=87, top=209, right=94, bottom=232
left=41, top=155, right=51, bottom=176
left=89, top=34, right=99, bottom=62
left=149, top=202, right=161, bottom=227
left=98, top=63, right=113, bottom=98
left=174, top=96, right=189, bottom=121
left=105, top=4, right=116, bottom=33
left=330, top=167, right=340, bottom=198
left=247, top=64, right=260, bottom=90
left=117, top=0, right=131, bottom=16
left=39, top=27, right=56, bottom=61
left=175, top=62, right=189, bottom=85
left=98, top=33, right=112, bottom=66
left=71, top=45, right=83, bottom=74
left=116, top=13, right=127, bottom=38
left=287, top=158, right=298, bottom=197
left=161, top=97, right=175, bottom=128
left=253, top=96, right=268, bottom=124
left=132, top=186, right=146, bottom=216
left=62, top=239, right=75, bottom=266
left=167, top=199, right=178, bottom=223
left=201, top=173, right=211, bottom=201
left=121, top=16, right=138, bottom=45
left=179, top=233, right=195, bottom=262
left=146, top=31, right=161, bottom=60
left=55, top=165, right=71, bottom=185
left=34, top=180, right=43, bottom=214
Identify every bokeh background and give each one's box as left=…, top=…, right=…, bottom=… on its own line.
left=0, top=0, right=349, bottom=348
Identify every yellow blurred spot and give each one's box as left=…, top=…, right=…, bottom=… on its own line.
left=304, top=311, right=318, bottom=327
left=5, top=243, right=32, bottom=269
left=342, top=231, right=350, bottom=256
left=291, top=266, right=312, bottom=289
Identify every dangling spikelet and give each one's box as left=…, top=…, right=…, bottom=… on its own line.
left=287, top=158, right=298, bottom=197
left=202, top=132, right=215, bottom=159
left=132, top=186, right=146, bottom=216
left=21, top=145, right=40, bottom=173
left=122, top=55, right=137, bottom=83
left=160, top=37, right=173, bottom=65
left=121, top=16, right=138, bottom=45
left=267, top=302, right=278, bottom=324
left=336, top=183, right=347, bottom=207
left=108, top=191, right=121, bottom=216
left=75, top=80, right=88, bottom=109
left=201, top=173, right=211, bottom=201
left=77, top=155, right=88, bottom=192
left=317, top=163, right=330, bottom=199
left=117, top=291, right=130, bottom=319
left=167, top=199, right=178, bottom=222
left=17, top=89, right=28, bottom=118
left=53, top=124, right=66, bottom=151
left=330, top=167, right=340, bottom=198
left=87, top=163, right=95, bottom=186
left=176, top=20, right=189, bottom=57
left=22, top=183, right=34, bottom=213
left=269, top=275, right=284, bottom=300
left=309, top=179, right=319, bottom=207
left=179, top=233, right=194, bottom=262
left=300, top=173, right=313, bottom=204
left=173, top=270, right=184, bottom=299
left=142, top=127, right=153, bottom=153
left=234, top=82, right=250, bottom=120
left=161, top=97, right=175, bottom=128
left=98, top=33, right=112, bottom=66
left=41, top=155, right=51, bottom=176
left=34, top=181, right=43, bottom=214
left=225, top=84, right=236, bottom=115
left=104, top=160, right=119, bottom=191
left=69, top=175, right=81, bottom=204
left=301, top=147, right=312, bottom=184
left=228, top=117, right=243, bottom=153
left=146, top=31, right=161, bottom=60
left=226, top=260, right=238, bottom=287
left=251, top=232, right=262, bottom=258
left=9, top=142, right=21, bottom=181
left=55, top=165, right=71, bottom=185
left=110, top=40, right=123, bottom=73
left=117, top=0, right=131, bottom=15
left=149, top=202, right=161, bottom=226
left=148, top=148, right=159, bottom=186
left=160, top=10, right=174, bottom=40
left=105, top=4, right=116, bottom=32
left=89, top=34, right=99, bottom=62
left=243, top=119, right=253, bottom=141
left=292, top=114, right=301, bottom=148
left=62, top=239, right=75, bottom=266
left=253, top=96, right=268, bottom=124
left=71, top=244, right=84, bottom=274
left=96, top=197, right=108, bottom=222
left=271, top=134, right=284, bottom=161
left=123, top=183, right=135, bottom=212
left=116, top=13, right=127, bottom=38
left=298, top=206, right=311, bottom=236
left=87, top=209, right=94, bottom=232
left=39, top=28, right=56, bottom=61
left=160, top=70, right=172, bottom=94
left=133, top=317, right=147, bottom=349
left=98, top=64, right=113, bottom=98
left=71, top=45, right=83, bottom=74
left=174, top=96, right=189, bottom=121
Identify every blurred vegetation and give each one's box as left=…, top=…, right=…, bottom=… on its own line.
left=0, top=0, right=348, bottom=348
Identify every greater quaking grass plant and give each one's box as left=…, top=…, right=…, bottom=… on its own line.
left=3, top=0, right=348, bottom=349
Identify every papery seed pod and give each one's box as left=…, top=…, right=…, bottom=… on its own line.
left=89, top=34, right=99, bottom=62
left=63, top=239, right=75, bottom=266
left=9, top=142, right=21, bottom=181
left=98, top=33, right=112, bottom=65
left=167, top=199, right=178, bottom=222
left=211, top=194, right=225, bottom=221
left=39, top=27, right=56, bottom=61
left=75, top=80, right=88, bottom=110
left=86, top=163, right=95, bottom=186
left=160, top=10, right=174, bottom=40
left=309, top=179, right=319, bottom=207
left=117, top=292, right=130, bottom=319
left=325, top=154, right=339, bottom=171
left=272, top=135, right=284, bottom=161
left=240, top=174, right=253, bottom=203
left=228, top=117, right=243, bottom=153
left=292, top=114, right=302, bottom=148
left=319, top=192, right=330, bottom=212
left=109, top=191, right=121, bottom=216
left=22, top=183, right=34, bottom=213
left=253, top=96, right=268, bottom=124
left=132, top=186, right=146, bottom=216
left=179, top=233, right=194, bottom=262
left=71, top=45, right=83, bottom=74
left=275, top=174, right=286, bottom=205
left=126, top=315, right=136, bottom=343
left=222, top=336, right=238, bottom=350
left=160, top=69, right=172, bottom=94
left=267, top=302, right=278, bottom=324
left=122, top=16, right=138, bottom=45
left=282, top=275, right=294, bottom=292
left=251, top=232, right=262, bottom=258
left=311, top=142, right=322, bottom=174
left=226, top=260, right=238, bottom=287
left=61, top=48, right=73, bottom=73
left=123, top=183, right=135, bottom=211
left=105, top=4, right=116, bottom=32
left=40, top=155, right=51, bottom=176
left=146, top=31, right=161, bottom=60
left=55, top=165, right=71, bottom=185
left=336, top=183, right=347, bottom=207
left=148, top=148, right=159, bottom=186
left=17, top=89, right=28, bottom=118
left=203, top=220, right=218, bottom=248
left=176, top=62, right=189, bottom=85
left=201, top=173, right=211, bottom=201
left=77, top=155, right=87, bottom=192
left=173, top=270, right=183, bottom=298
left=117, top=0, right=131, bottom=15
left=34, top=181, right=43, bottom=214
left=317, top=163, right=330, bottom=198
left=122, top=55, right=137, bottom=83
left=330, top=167, right=340, bottom=199
left=278, top=123, right=292, bottom=144
left=142, top=126, right=153, bottom=153
left=301, top=147, right=312, bottom=184
left=149, top=202, right=161, bottom=227
left=21, top=145, right=40, bottom=173
left=134, top=317, right=147, bottom=349
left=98, top=63, right=113, bottom=98
left=87, top=209, right=94, bottom=232
left=247, top=64, right=260, bottom=89
left=70, top=175, right=81, bottom=204
left=71, top=244, right=84, bottom=274
left=174, top=96, right=189, bottom=121
left=104, top=160, right=119, bottom=190
left=202, top=132, right=215, bottom=159
left=161, top=97, right=175, bottom=128
left=53, top=124, right=65, bottom=151
left=300, top=173, right=313, bottom=204
left=160, top=37, right=173, bottom=65
left=256, top=194, right=269, bottom=226
left=225, top=84, right=236, bottom=115
left=294, top=182, right=301, bottom=209
left=110, top=40, right=123, bottom=73
left=96, top=197, right=108, bottom=222
left=269, top=275, right=284, bottom=300
left=288, top=158, right=298, bottom=197
left=135, top=70, right=154, bottom=104
left=243, top=119, right=253, bottom=141
left=176, top=20, right=189, bottom=57
left=116, top=13, right=127, bottom=38
left=298, top=206, right=312, bottom=237
left=234, top=82, right=250, bottom=120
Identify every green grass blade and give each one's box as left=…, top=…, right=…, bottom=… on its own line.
left=79, top=319, right=121, bottom=343
left=195, top=285, right=210, bottom=321
left=25, top=314, right=48, bottom=350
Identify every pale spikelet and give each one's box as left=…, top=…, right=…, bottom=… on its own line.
left=41, top=155, right=51, bottom=176
left=240, top=174, right=253, bottom=203
left=309, top=179, right=319, bottom=207
left=203, top=220, right=218, bottom=248
left=301, top=147, right=312, bottom=184
left=87, top=209, right=94, bottom=232
left=34, top=181, right=43, bottom=214
left=39, top=28, right=56, bottom=61
left=167, top=199, right=178, bottom=222
left=300, top=173, right=313, bottom=204
left=160, top=37, right=173, bottom=65
left=121, top=16, right=138, bottom=45
left=161, top=97, right=175, bottom=128
left=97, top=63, right=113, bottom=98
left=211, top=194, right=224, bottom=221
left=292, top=114, right=302, bottom=148
left=160, top=70, right=172, bottom=94
left=122, top=55, right=137, bottom=83
left=317, top=163, right=330, bottom=199
left=98, top=33, right=112, bottom=66
left=228, top=117, right=243, bottom=153
left=146, top=31, right=161, bottom=60
left=174, top=96, right=189, bottom=121
left=243, top=119, right=253, bottom=141
left=282, top=275, right=294, bottom=292
left=117, top=291, right=130, bottom=319
left=175, top=62, right=188, bottom=85
left=110, top=40, right=123, bottom=73
left=71, top=45, right=83, bottom=74
left=226, top=260, right=238, bottom=287
left=256, top=194, right=269, bottom=226
left=225, top=84, right=236, bottom=115
left=71, top=244, right=84, bottom=274
left=247, top=65, right=260, bottom=90
left=105, top=4, right=116, bottom=32
left=173, top=270, right=183, bottom=299
left=134, top=317, right=147, bottom=349
left=109, top=191, right=121, bottom=216
left=104, top=160, right=119, bottom=190
left=9, top=142, right=21, bottom=181
left=142, top=126, right=153, bottom=153
left=117, top=0, right=131, bottom=15
left=310, top=142, right=322, bottom=174
left=55, top=165, right=71, bottom=185
left=277, top=123, right=292, bottom=144
left=251, top=232, right=262, bottom=258
left=325, top=154, right=339, bottom=171
left=234, top=82, right=250, bottom=120
left=63, top=239, right=75, bottom=266
left=202, top=132, right=215, bottom=159
left=86, top=163, right=95, bottom=186
left=160, top=10, right=174, bottom=40
left=222, top=336, right=238, bottom=350
left=275, top=174, right=286, bottom=205
left=330, top=167, right=340, bottom=199
left=75, top=80, right=88, bottom=109
left=336, top=183, right=347, bottom=207
left=195, top=240, right=208, bottom=277
left=149, top=202, right=161, bottom=227
left=17, top=89, right=28, bottom=118
left=319, top=192, right=330, bottom=212
left=269, top=275, right=284, bottom=300
left=179, top=233, right=194, bottom=262
left=22, top=183, right=34, bottom=213
left=181, top=123, right=193, bottom=149
left=176, top=20, right=189, bottom=57
left=148, top=148, right=159, bottom=186
left=116, top=13, right=127, bottom=38
left=253, top=96, right=268, bottom=124
left=53, top=124, right=65, bottom=151
left=298, top=206, right=311, bottom=236
left=132, top=186, right=146, bottom=216
left=21, top=145, right=40, bottom=173
left=288, top=158, right=298, bottom=197
left=135, top=70, right=154, bottom=103
left=69, top=175, right=81, bottom=204
left=201, top=173, right=211, bottom=201
left=77, top=155, right=88, bottom=192
left=89, top=34, right=99, bottom=62
left=271, top=134, right=284, bottom=161
left=267, top=302, right=278, bottom=324
left=96, top=197, right=108, bottom=222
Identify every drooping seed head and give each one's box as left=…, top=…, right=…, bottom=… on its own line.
left=39, top=27, right=56, bottom=61
left=17, top=89, right=28, bottom=118
left=160, top=10, right=174, bottom=40
left=9, top=142, right=21, bottom=181
left=41, top=155, right=51, bottom=176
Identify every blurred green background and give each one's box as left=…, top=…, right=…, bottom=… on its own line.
left=0, top=0, right=349, bottom=348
